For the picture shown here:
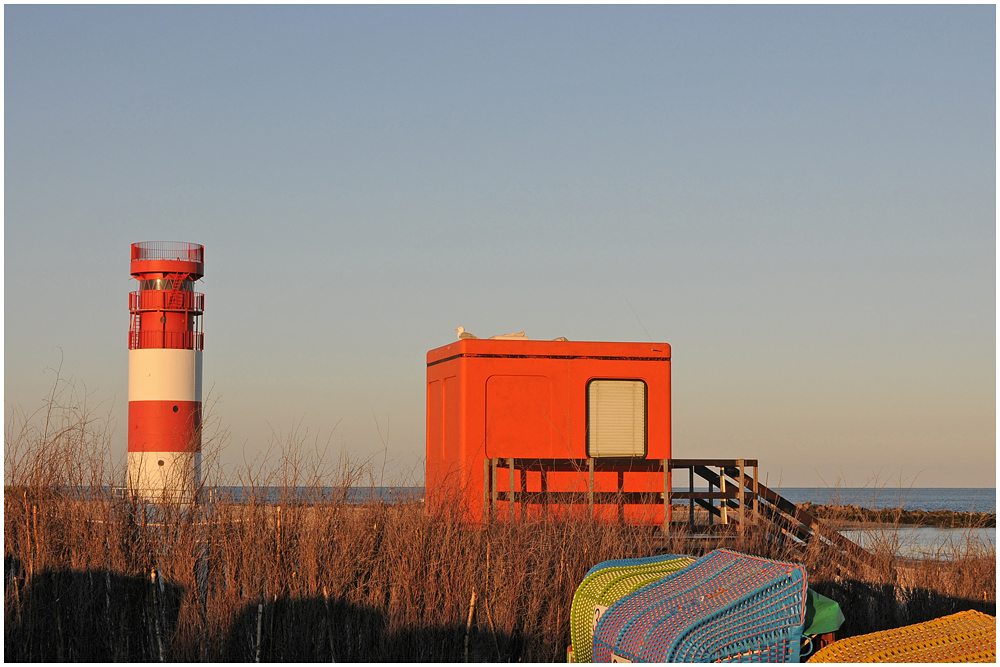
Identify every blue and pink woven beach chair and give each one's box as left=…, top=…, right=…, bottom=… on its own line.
left=577, top=549, right=810, bottom=663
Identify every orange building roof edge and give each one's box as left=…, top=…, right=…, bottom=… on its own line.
left=426, top=339, right=671, bottom=365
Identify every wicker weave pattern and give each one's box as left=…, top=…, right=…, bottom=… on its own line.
left=583, top=554, right=690, bottom=579
left=592, top=549, right=808, bottom=663
left=807, top=610, right=996, bottom=663
left=570, top=554, right=695, bottom=662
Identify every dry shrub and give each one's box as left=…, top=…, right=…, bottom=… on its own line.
left=5, top=377, right=996, bottom=661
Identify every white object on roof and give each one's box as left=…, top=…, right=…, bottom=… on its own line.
left=456, top=327, right=478, bottom=340
left=489, top=331, right=529, bottom=340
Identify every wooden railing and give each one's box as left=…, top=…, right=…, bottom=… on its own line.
left=483, top=458, right=758, bottom=534
left=483, top=457, right=875, bottom=568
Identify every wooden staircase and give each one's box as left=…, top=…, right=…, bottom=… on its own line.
left=674, top=462, right=876, bottom=570
left=484, top=457, right=878, bottom=572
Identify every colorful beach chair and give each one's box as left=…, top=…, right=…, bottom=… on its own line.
left=592, top=549, right=809, bottom=663
left=569, top=554, right=696, bottom=662
left=807, top=609, right=996, bottom=663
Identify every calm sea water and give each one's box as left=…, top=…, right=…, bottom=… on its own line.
left=775, top=488, right=996, bottom=558
left=841, top=526, right=996, bottom=558
left=207, top=486, right=425, bottom=505
left=208, top=486, right=995, bottom=514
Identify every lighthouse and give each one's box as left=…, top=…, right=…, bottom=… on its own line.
left=127, top=241, right=204, bottom=503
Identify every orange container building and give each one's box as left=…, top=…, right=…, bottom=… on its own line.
left=425, top=337, right=671, bottom=523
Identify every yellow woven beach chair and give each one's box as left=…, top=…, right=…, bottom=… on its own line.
left=568, top=554, right=696, bottom=663
left=807, top=609, right=996, bottom=663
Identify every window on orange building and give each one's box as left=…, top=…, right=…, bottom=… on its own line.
left=586, top=379, right=647, bottom=457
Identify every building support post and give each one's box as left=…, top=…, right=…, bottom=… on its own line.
left=617, top=470, right=625, bottom=525
left=662, top=459, right=670, bottom=538
left=737, top=459, right=745, bottom=539
left=588, top=458, right=595, bottom=521
left=506, top=458, right=514, bottom=521
left=491, top=458, right=498, bottom=519
left=540, top=468, right=548, bottom=518
left=689, top=466, right=695, bottom=527
left=708, top=477, right=714, bottom=526
left=720, top=470, right=728, bottom=525
left=483, top=458, right=490, bottom=522
left=519, top=463, right=527, bottom=522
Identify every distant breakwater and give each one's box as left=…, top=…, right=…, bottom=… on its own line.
left=799, top=502, right=996, bottom=528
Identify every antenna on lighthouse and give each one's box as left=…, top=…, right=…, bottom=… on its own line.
left=127, top=241, right=205, bottom=503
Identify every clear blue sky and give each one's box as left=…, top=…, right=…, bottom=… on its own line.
left=5, top=5, right=995, bottom=487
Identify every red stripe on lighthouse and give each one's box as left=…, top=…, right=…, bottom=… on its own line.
left=128, top=401, right=202, bottom=453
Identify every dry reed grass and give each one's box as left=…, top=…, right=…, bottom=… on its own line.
left=4, top=379, right=996, bottom=661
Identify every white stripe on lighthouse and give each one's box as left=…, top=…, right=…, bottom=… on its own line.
left=127, top=452, right=202, bottom=496
left=129, top=349, right=203, bottom=402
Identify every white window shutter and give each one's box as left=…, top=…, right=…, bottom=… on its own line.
left=588, top=380, right=646, bottom=457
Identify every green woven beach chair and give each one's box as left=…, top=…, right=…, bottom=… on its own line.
left=569, top=554, right=696, bottom=663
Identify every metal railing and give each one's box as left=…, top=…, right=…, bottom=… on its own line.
left=129, top=330, right=204, bottom=351
left=131, top=241, right=204, bottom=263
left=130, top=291, right=204, bottom=313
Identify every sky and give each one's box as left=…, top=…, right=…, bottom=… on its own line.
left=4, top=5, right=996, bottom=488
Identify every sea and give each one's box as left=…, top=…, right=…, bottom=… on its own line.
left=203, top=486, right=995, bottom=512
left=145, top=485, right=999, bottom=558
left=204, top=486, right=996, bottom=514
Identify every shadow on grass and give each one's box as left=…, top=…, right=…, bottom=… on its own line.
left=813, top=577, right=996, bottom=639
left=223, top=595, right=517, bottom=662
left=4, top=558, right=519, bottom=663
left=4, top=558, right=183, bottom=662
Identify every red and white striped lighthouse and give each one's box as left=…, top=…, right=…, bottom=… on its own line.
left=127, top=241, right=205, bottom=502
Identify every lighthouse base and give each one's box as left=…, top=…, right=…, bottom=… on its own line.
left=127, top=451, right=201, bottom=504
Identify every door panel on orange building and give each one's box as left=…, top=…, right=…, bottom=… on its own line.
left=443, top=376, right=461, bottom=462
left=427, top=380, right=442, bottom=459
left=485, top=375, right=558, bottom=458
